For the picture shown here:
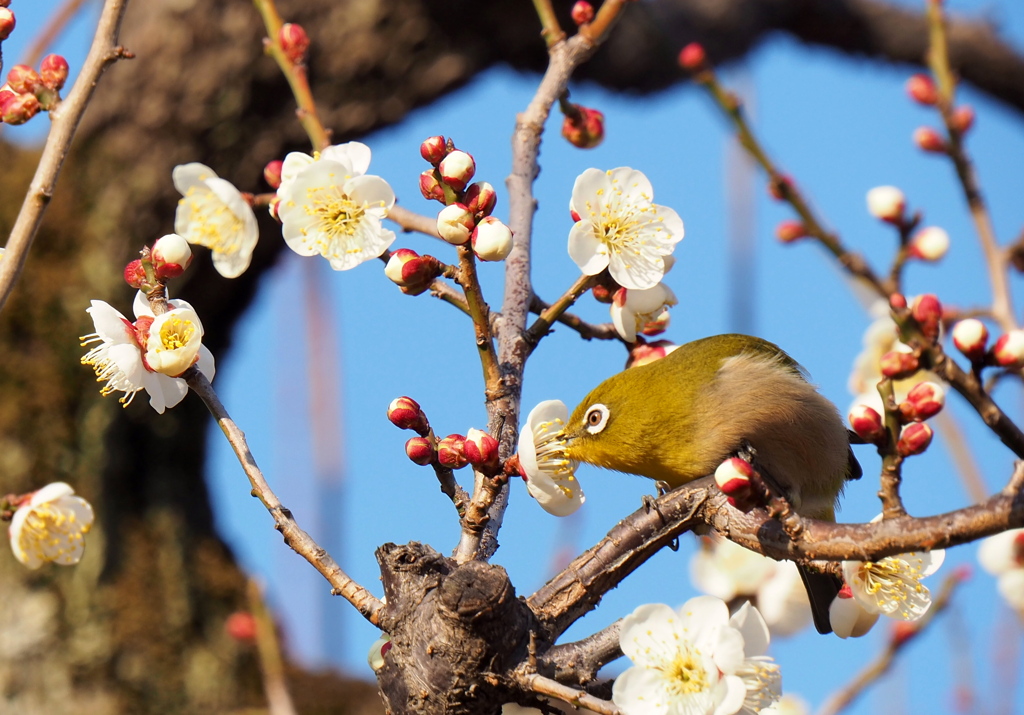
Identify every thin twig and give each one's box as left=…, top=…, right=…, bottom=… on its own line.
left=251, top=0, right=330, bottom=151
left=457, top=244, right=502, bottom=398
left=529, top=293, right=620, bottom=341
left=926, top=2, right=1015, bottom=332
left=876, top=378, right=907, bottom=518
left=525, top=273, right=598, bottom=348
left=518, top=673, right=622, bottom=715
left=530, top=0, right=565, bottom=48
left=388, top=204, right=443, bottom=240
left=247, top=579, right=299, bottom=715
left=817, top=573, right=963, bottom=715
left=0, top=0, right=131, bottom=315
left=186, top=369, right=384, bottom=626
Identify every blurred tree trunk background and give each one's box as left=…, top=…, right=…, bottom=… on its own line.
left=0, top=0, right=1020, bottom=712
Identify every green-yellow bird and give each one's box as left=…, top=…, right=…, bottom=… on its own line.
left=559, top=333, right=861, bottom=634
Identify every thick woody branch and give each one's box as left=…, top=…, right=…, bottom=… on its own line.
left=186, top=369, right=384, bottom=626
left=0, top=0, right=130, bottom=315
left=540, top=620, right=623, bottom=686
left=516, top=673, right=621, bottom=715
left=528, top=465, right=1024, bottom=638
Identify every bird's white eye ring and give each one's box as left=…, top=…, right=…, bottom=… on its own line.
left=584, top=403, right=610, bottom=434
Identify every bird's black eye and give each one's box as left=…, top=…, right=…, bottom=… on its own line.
left=584, top=403, right=610, bottom=434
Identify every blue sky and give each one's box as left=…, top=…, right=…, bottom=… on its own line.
left=10, top=2, right=1024, bottom=713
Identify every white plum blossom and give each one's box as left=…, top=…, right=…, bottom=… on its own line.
left=81, top=294, right=215, bottom=414
left=9, top=482, right=95, bottom=570
left=691, top=536, right=812, bottom=637
left=517, top=400, right=584, bottom=516
left=277, top=144, right=396, bottom=270
left=611, top=282, right=678, bottom=343
left=612, top=596, right=780, bottom=715
left=828, top=588, right=880, bottom=639
left=978, top=528, right=1024, bottom=611
left=759, top=695, right=810, bottom=715
left=568, top=167, right=683, bottom=290
left=173, top=163, right=259, bottom=278
left=842, top=547, right=945, bottom=621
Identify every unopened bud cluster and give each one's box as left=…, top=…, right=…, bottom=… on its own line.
left=390, top=397, right=501, bottom=473
left=561, top=104, right=605, bottom=149
left=418, top=136, right=515, bottom=263
left=0, top=54, right=68, bottom=124
left=123, top=234, right=194, bottom=289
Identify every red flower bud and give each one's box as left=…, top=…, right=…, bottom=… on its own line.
left=387, top=396, right=429, bottom=434
left=39, top=54, right=69, bottom=91
left=151, top=234, right=193, bottom=279
left=263, top=160, right=283, bottom=189
left=561, top=105, right=605, bottom=149
left=124, top=259, right=148, bottom=289
left=768, top=174, right=794, bottom=201
left=405, top=436, right=434, bottom=466
left=278, top=23, right=310, bottom=64
left=1, top=91, right=40, bottom=124
left=849, top=404, right=886, bottom=443
left=899, top=381, right=945, bottom=422
left=463, top=428, right=500, bottom=471
left=913, top=126, right=946, bottom=153
left=385, top=249, right=441, bottom=291
left=910, top=293, right=943, bottom=339
left=678, top=42, right=706, bottom=71
left=419, top=170, right=446, bottom=203
left=225, top=612, right=257, bottom=642
left=897, top=422, right=933, bottom=456
left=890, top=293, right=908, bottom=310
left=993, top=330, right=1024, bottom=368
left=775, top=220, right=807, bottom=243
left=625, top=340, right=678, bottom=369
left=6, top=64, right=40, bottom=95
left=436, top=434, right=468, bottom=469
left=0, top=8, right=14, bottom=42
left=591, top=283, right=615, bottom=304
left=905, top=74, right=937, bottom=105
left=714, top=457, right=761, bottom=511
left=879, top=349, right=920, bottom=379
left=950, top=105, right=975, bottom=134
left=438, top=150, right=476, bottom=192
left=464, top=181, right=497, bottom=217
left=951, top=318, right=988, bottom=361
left=419, top=135, right=447, bottom=165
left=571, top=1, right=594, bottom=25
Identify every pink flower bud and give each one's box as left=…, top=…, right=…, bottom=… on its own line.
left=6, top=64, right=40, bottom=95
left=950, top=105, right=975, bottom=134
left=951, top=318, right=988, bottom=361
left=897, top=421, right=933, bottom=456
left=419, top=170, right=446, bottom=203
left=124, top=259, right=148, bottom=289
left=436, top=434, right=468, bottom=469
left=405, top=436, right=434, bottom=466
left=225, top=612, right=257, bottom=642
left=1, top=91, right=40, bottom=124
left=387, top=396, right=429, bottom=434
left=640, top=309, right=671, bottom=337
left=39, top=54, right=69, bottom=91
left=879, top=348, right=920, bottom=379
left=151, top=233, right=193, bottom=279
left=910, top=293, right=943, bottom=339
left=849, top=404, right=886, bottom=443
left=775, top=220, right=807, bottom=243
left=463, top=428, right=500, bottom=471
left=591, top=284, right=615, bottom=304
left=767, top=174, right=794, bottom=201
left=471, top=216, right=514, bottom=261
left=715, top=457, right=760, bottom=510
left=263, top=160, right=283, bottom=189
left=678, top=43, right=706, bottom=71
left=438, top=150, right=476, bottom=192
left=570, top=208, right=581, bottom=222
left=899, top=381, right=945, bottom=422
left=571, top=1, right=594, bottom=25
left=0, top=8, right=14, bottom=41
left=561, top=105, right=605, bottom=149
left=913, top=126, right=946, bottom=153
left=384, top=248, right=441, bottom=290
left=905, top=74, right=937, bottom=105
left=464, top=181, right=497, bottom=217
left=278, top=23, right=310, bottom=64
left=437, top=203, right=475, bottom=245
left=993, top=330, right=1024, bottom=368
left=890, top=293, right=908, bottom=310
left=625, top=340, right=677, bottom=369
left=865, top=186, right=906, bottom=223
left=420, top=135, right=447, bottom=165
left=907, top=226, right=949, bottom=261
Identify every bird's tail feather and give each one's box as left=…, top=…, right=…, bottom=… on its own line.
left=798, top=565, right=842, bottom=635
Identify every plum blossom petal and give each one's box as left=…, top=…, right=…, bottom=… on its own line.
left=567, top=167, right=683, bottom=290
left=842, top=546, right=945, bottom=621
left=9, top=482, right=95, bottom=570
left=517, top=400, right=584, bottom=516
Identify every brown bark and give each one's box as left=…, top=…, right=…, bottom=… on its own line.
left=2, top=0, right=1023, bottom=712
